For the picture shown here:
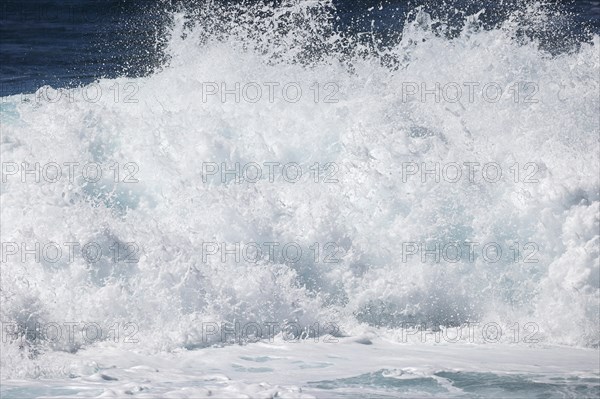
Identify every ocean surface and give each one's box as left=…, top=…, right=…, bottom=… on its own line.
left=1, top=0, right=599, bottom=398
left=1, top=0, right=599, bottom=96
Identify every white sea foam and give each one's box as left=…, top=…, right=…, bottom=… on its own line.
left=0, top=1, right=598, bottom=388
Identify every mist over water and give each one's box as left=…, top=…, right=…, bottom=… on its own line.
left=1, top=0, right=599, bottom=380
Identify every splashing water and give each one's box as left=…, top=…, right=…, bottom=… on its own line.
left=1, top=0, right=598, bottom=380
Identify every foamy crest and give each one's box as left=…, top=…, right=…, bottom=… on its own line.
left=1, top=0, right=598, bottom=378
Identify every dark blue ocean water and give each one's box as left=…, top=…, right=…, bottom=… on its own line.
left=1, top=0, right=599, bottom=97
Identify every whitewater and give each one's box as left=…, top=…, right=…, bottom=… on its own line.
left=1, top=1, right=599, bottom=397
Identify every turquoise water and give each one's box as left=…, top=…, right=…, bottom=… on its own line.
left=307, top=370, right=600, bottom=398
